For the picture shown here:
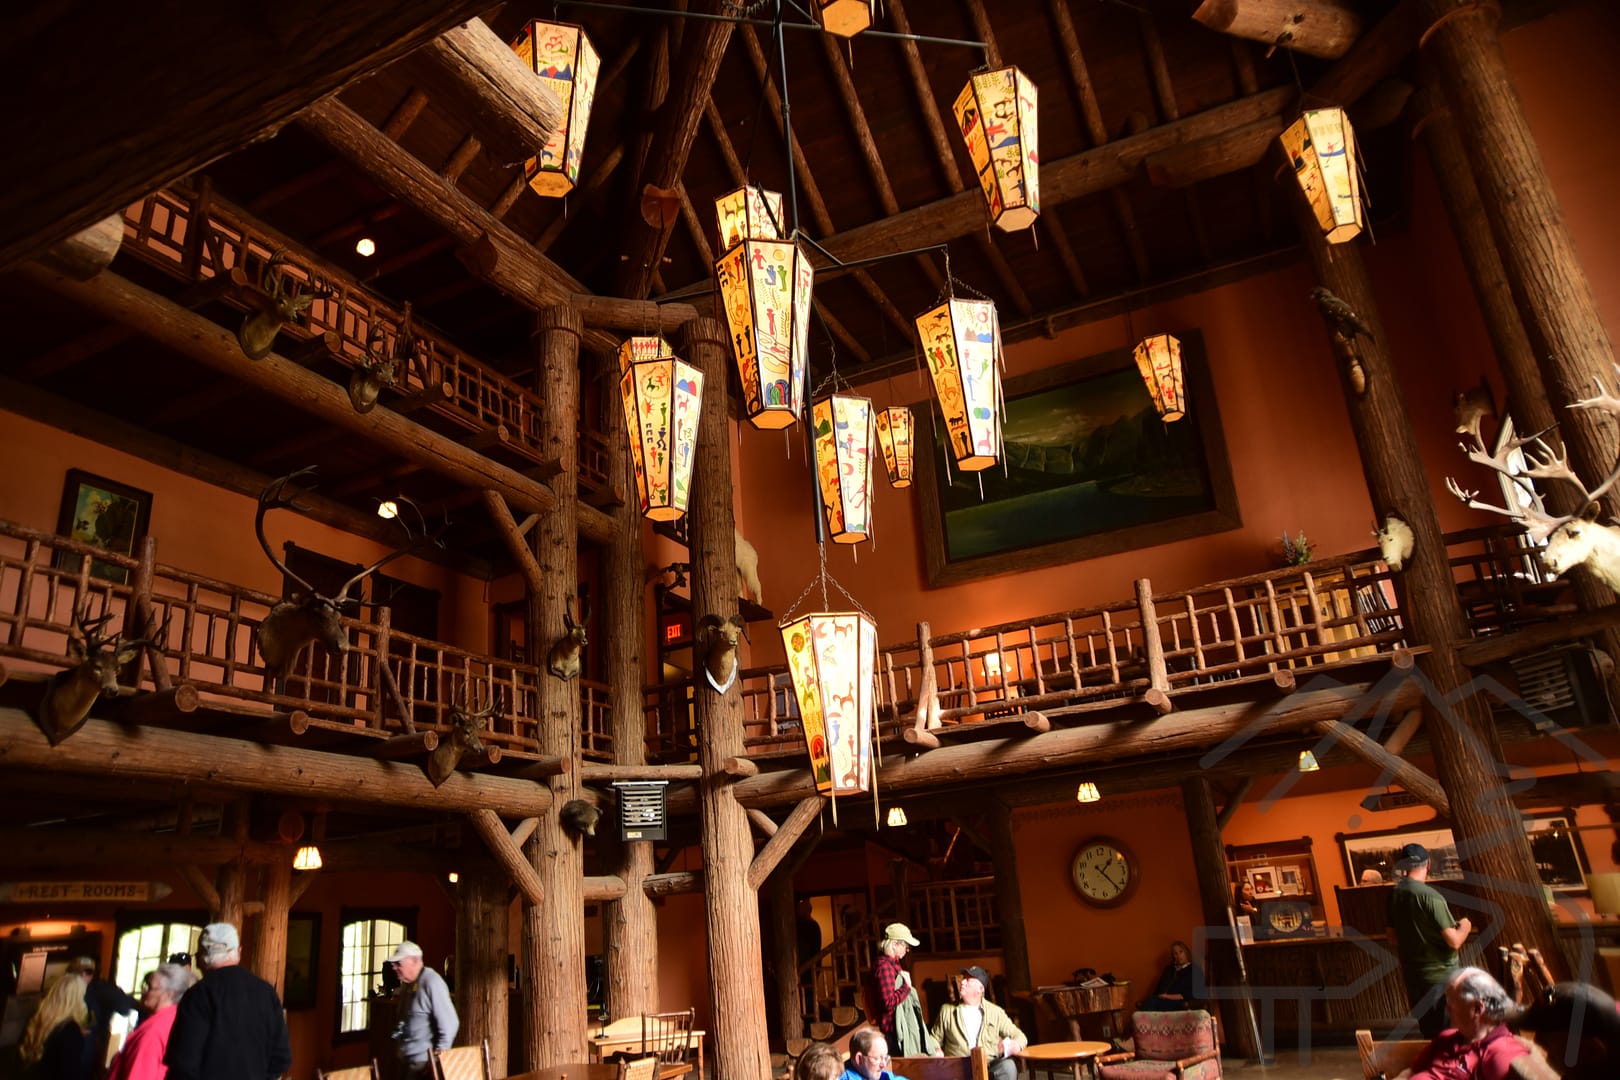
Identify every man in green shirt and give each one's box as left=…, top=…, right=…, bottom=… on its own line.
left=1387, top=843, right=1472, bottom=1038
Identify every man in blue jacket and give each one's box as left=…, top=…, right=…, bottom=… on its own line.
left=840, top=1028, right=910, bottom=1080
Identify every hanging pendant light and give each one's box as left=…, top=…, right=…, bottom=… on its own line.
left=886, top=806, right=909, bottom=827
left=812, top=394, right=876, bottom=544
left=293, top=845, right=323, bottom=871
left=1133, top=333, right=1186, bottom=422
left=1298, top=750, right=1321, bottom=773
left=915, top=298, right=1003, bottom=471
left=1280, top=107, right=1363, bottom=243
left=874, top=406, right=915, bottom=488
left=814, top=0, right=874, bottom=37
left=1076, top=782, right=1101, bottom=803
left=781, top=611, right=878, bottom=797
left=618, top=336, right=704, bottom=522
left=954, top=66, right=1040, bottom=232
left=513, top=21, right=602, bottom=198
left=713, top=186, right=814, bottom=430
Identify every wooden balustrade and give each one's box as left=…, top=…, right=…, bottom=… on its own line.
left=908, top=877, right=1002, bottom=955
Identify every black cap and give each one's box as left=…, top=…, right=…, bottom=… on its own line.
left=1395, top=843, right=1429, bottom=870
left=960, top=965, right=992, bottom=989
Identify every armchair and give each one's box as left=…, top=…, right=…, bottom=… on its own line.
left=1098, top=1010, right=1221, bottom=1080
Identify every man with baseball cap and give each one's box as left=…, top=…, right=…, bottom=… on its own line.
left=389, top=940, right=458, bottom=1078
left=1388, top=843, right=1472, bottom=1038
left=164, top=922, right=292, bottom=1080
left=930, top=965, right=1026, bottom=1080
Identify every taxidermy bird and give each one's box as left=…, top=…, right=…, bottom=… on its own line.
left=560, top=799, right=601, bottom=839
left=1453, top=376, right=1498, bottom=441
left=1311, top=287, right=1374, bottom=395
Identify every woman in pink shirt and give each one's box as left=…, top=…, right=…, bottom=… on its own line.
left=108, top=963, right=194, bottom=1080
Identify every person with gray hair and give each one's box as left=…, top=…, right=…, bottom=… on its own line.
left=163, top=922, right=291, bottom=1080
left=388, top=940, right=458, bottom=1079
left=107, top=963, right=196, bottom=1080
left=1398, top=967, right=1529, bottom=1080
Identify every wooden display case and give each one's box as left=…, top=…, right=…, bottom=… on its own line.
left=1226, top=836, right=1325, bottom=925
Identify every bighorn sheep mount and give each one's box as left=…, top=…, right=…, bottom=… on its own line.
left=425, top=685, right=496, bottom=787
left=696, top=613, right=747, bottom=693
left=36, top=608, right=162, bottom=745
left=546, top=595, right=590, bottom=681
left=1446, top=372, right=1620, bottom=592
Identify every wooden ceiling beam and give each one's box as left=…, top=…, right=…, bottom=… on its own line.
left=412, top=17, right=563, bottom=162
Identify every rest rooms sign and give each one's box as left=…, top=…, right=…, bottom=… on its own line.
left=1, top=881, right=168, bottom=903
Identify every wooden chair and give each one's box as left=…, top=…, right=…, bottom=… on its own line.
left=1495, top=943, right=1557, bottom=1009
left=316, top=1062, right=380, bottom=1080
left=1355, top=1029, right=1428, bottom=1080
left=1098, top=1009, right=1221, bottom=1079
left=618, top=1057, right=659, bottom=1080
left=431, top=1039, right=492, bottom=1080
left=891, top=1046, right=989, bottom=1080
left=641, top=1009, right=696, bottom=1078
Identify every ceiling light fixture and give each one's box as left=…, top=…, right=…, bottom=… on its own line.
left=618, top=335, right=704, bottom=522
left=1133, top=333, right=1187, bottom=422
left=955, top=65, right=1040, bottom=232
left=1280, top=107, right=1363, bottom=243
left=875, top=407, right=915, bottom=488
left=512, top=21, right=601, bottom=198
left=377, top=500, right=399, bottom=520
left=1076, top=782, right=1101, bottom=803
left=355, top=237, right=376, bottom=257
left=915, top=295, right=1004, bottom=472
left=1298, top=750, right=1321, bottom=773
left=293, top=845, right=323, bottom=871
left=813, top=0, right=874, bottom=37
left=886, top=806, right=908, bottom=827
left=812, top=394, right=876, bottom=545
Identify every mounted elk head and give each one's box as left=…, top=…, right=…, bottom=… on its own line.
left=238, top=251, right=326, bottom=361
left=347, top=309, right=411, bottom=414
left=546, top=595, right=590, bottom=682
left=37, top=607, right=163, bottom=745
left=253, top=468, right=413, bottom=679
left=696, top=613, right=747, bottom=693
left=425, top=685, right=497, bottom=787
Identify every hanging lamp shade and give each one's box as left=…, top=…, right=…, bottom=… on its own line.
left=874, top=406, right=915, bottom=488
left=1076, top=782, right=1101, bottom=803
left=1280, top=107, right=1362, bottom=243
left=293, top=845, right=322, bottom=871
left=618, top=336, right=704, bottom=522
left=886, top=806, right=908, bottom=827
left=954, top=66, right=1040, bottom=232
left=714, top=215, right=814, bottom=430
left=513, top=21, right=601, bottom=198
left=714, top=185, right=786, bottom=249
left=781, top=611, right=877, bottom=797
left=915, top=298, right=1003, bottom=471
left=1298, top=750, right=1321, bottom=773
left=812, top=394, right=876, bottom=545
left=814, top=0, right=874, bottom=37
left=1133, top=333, right=1186, bottom=422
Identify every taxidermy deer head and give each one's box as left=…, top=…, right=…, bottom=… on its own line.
left=696, top=613, right=747, bottom=693
left=348, top=309, right=411, bottom=414
left=559, top=798, right=602, bottom=839
left=547, top=595, right=590, bottom=681
left=238, top=251, right=326, bottom=361
left=1374, top=515, right=1414, bottom=571
left=426, top=684, right=496, bottom=787
left=1447, top=370, right=1620, bottom=592
left=254, top=467, right=413, bottom=678
left=37, top=607, right=163, bottom=745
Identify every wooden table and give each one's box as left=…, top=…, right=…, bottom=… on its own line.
left=504, top=1065, right=618, bottom=1080
left=1015, top=1040, right=1113, bottom=1079
left=587, top=1029, right=706, bottom=1080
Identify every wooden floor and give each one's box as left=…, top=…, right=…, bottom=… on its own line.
left=1224, top=1047, right=1364, bottom=1079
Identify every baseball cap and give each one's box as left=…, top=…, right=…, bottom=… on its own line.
left=1394, top=843, right=1429, bottom=870
left=881, top=923, right=920, bottom=947
left=389, top=941, right=425, bottom=963
left=960, top=965, right=992, bottom=989
left=199, top=923, right=239, bottom=956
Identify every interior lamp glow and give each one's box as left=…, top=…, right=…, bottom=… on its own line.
left=513, top=21, right=601, bottom=198
left=886, top=806, right=908, bottom=827
left=1298, top=750, right=1321, bottom=773
left=954, top=66, right=1040, bottom=232
left=355, top=237, right=376, bottom=257
left=781, top=611, right=878, bottom=797
left=293, top=845, right=323, bottom=871
left=874, top=406, right=915, bottom=488
left=812, top=394, right=876, bottom=544
left=1280, top=107, right=1363, bottom=243
left=377, top=500, right=399, bottom=520
left=1133, top=334, right=1186, bottom=421
left=915, top=298, right=1003, bottom=471
left=714, top=186, right=785, bottom=251
left=1076, top=782, right=1101, bottom=803
left=814, top=0, right=874, bottom=37
left=618, top=336, right=704, bottom=522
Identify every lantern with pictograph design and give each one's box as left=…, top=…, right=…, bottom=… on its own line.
left=954, top=65, right=1040, bottom=232
left=874, top=406, right=915, bottom=488
left=780, top=611, right=877, bottom=797
left=617, top=336, right=704, bottom=522
left=1132, top=333, right=1186, bottom=422
left=1280, top=107, right=1362, bottom=243
left=812, top=394, right=876, bottom=545
left=813, top=0, right=874, bottom=37
left=512, top=21, right=601, bottom=198
left=915, top=298, right=1003, bottom=471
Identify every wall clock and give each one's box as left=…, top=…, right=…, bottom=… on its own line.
left=1071, top=836, right=1139, bottom=908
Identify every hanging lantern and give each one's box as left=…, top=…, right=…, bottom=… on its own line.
left=781, top=611, right=877, bottom=797
left=513, top=21, right=601, bottom=198
left=812, top=394, right=876, bottom=545
left=814, top=0, right=874, bottom=37
left=915, top=298, right=1003, bottom=471
left=1133, top=334, right=1186, bottom=422
left=874, top=406, right=915, bottom=488
left=953, top=66, right=1040, bottom=232
left=714, top=188, right=814, bottom=429
left=618, top=336, right=704, bottom=522
left=886, top=806, right=908, bottom=828
left=1298, top=750, right=1321, bottom=773
left=1280, top=107, right=1362, bottom=243
left=1075, top=782, right=1101, bottom=804
left=293, top=845, right=322, bottom=871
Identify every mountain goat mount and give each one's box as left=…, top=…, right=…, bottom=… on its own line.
left=1375, top=515, right=1414, bottom=571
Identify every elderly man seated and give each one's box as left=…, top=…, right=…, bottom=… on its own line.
left=1397, top=967, right=1529, bottom=1080
left=841, top=1029, right=910, bottom=1080
left=930, top=966, right=1026, bottom=1080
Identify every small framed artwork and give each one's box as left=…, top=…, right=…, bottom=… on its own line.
left=1277, top=867, right=1304, bottom=896
left=53, top=469, right=153, bottom=586
left=283, top=913, right=321, bottom=1010
left=1247, top=865, right=1279, bottom=897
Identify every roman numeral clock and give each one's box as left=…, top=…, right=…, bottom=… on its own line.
left=1071, top=836, right=1139, bottom=908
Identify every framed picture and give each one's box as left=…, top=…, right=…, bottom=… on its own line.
left=914, top=331, right=1240, bottom=587
left=53, top=469, right=153, bottom=586
left=283, top=913, right=320, bottom=1010
left=1278, top=866, right=1304, bottom=896
left=1337, top=812, right=1589, bottom=893
left=1247, top=865, right=1279, bottom=897
left=1523, top=811, right=1590, bottom=892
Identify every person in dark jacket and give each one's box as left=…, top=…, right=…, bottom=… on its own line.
left=163, top=923, right=291, bottom=1080
left=71, top=955, right=143, bottom=1076
left=1140, top=940, right=1205, bottom=1011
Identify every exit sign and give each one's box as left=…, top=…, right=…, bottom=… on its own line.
left=659, top=611, right=693, bottom=647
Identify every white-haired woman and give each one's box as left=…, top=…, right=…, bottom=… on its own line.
left=1401, top=967, right=1528, bottom=1080
left=107, top=963, right=194, bottom=1080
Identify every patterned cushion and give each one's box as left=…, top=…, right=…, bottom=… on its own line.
left=1097, top=1055, right=1221, bottom=1080
left=1132, top=1010, right=1216, bottom=1060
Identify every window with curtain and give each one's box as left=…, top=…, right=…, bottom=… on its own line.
left=338, top=914, right=410, bottom=1035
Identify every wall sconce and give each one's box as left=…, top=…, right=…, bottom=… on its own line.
left=781, top=611, right=878, bottom=797
left=293, top=845, right=323, bottom=871
left=814, top=0, right=874, bottom=36
left=513, top=21, right=601, bottom=198
left=874, top=406, right=915, bottom=487
left=886, top=806, right=908, bottom=828
left=1280, top=107, right=1363, bottom=243
left=618, top=335, right=704, bottom=522
left=812, top=394, right=876, bottom=545
left=1298, top=750, right=1321, bottom=772
left=1133, top=333, right=1186, bottom=422
left=954, top=66, right=1040, bottom=232
left=915, top=297, right=1003, bottom=471
left=1076, top=782, right=1101, bottom=803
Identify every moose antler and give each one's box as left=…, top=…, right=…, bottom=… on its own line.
left=1448, top=430, right=1575, bottom=542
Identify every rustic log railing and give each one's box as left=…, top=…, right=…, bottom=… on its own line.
left=907, top=876, right=1002, bottom=955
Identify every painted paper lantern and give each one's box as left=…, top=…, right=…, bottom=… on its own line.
left=812, top=395, right=876, bottom=545
left=1133, top=333, right=1186, bottom=422
left=915, top=298, right=1003, bottom=471
left=1280, top=107, right=1362, bottom=243
left=953, top=66, right=1040, bottom=232
left=713, top=185, right=786, bottom=250
left=814, top=0, right=874, bottom=37
left=617, top=336, right=704, bottom=522
left=513, top=21, right=601, bottom=198
left=780, top=611, right=877, bottom=797
left=714, top=238, right=814, bottom=430
left=874, top=406, right=915, bottom=488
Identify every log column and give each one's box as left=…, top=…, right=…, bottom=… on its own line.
left=985, top=802, right=1031, bottom=994
left=458, top=863, right=511, bottom=1076
left=1294, top=197, right=1561, bottom=967
left=521, top=304, right=587, bottom=1069
left=251, top=857, right=292, bottom=995
left=767, top=872, right=804, bottom=1044
left=1181, top=777, right=1260, bottom=1060
left=600, top=350, right=658, bottom=1021
left=682, top=316, right=771, bottom=1079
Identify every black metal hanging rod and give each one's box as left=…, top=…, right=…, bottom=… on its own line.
left=552, top=1, right=991, bottom=52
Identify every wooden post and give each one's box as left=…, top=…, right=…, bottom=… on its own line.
left=1135, top=579, right=1173, bottom=715
left=1291, top=190, right=1563, bottom=969
left=458, top=863, right=510, bottom=1077
left=681, top=316, right=771, bottom=1080
left=1181, top=776, right=1261, bottom=1060
left=985, top=802, right=1032, bottom=993
left=520, top=304, right=587, bottom=1070
left=768, top=872, right=805, bottom=1045
left=600, top=350, right=659, bottom=1023
left=251, top=857, right=291, bottom=994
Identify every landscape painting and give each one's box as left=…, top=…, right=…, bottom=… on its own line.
left=916, top=331, right=1239, bottom=586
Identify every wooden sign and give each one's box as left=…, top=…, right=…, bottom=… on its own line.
left=0, top=881, right=173, bottom=903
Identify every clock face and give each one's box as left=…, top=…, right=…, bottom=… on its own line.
left=1071, top=837, right=1138, bottom=908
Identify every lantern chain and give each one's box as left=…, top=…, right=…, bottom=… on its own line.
left=778, top=542, right=875, bottom=624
